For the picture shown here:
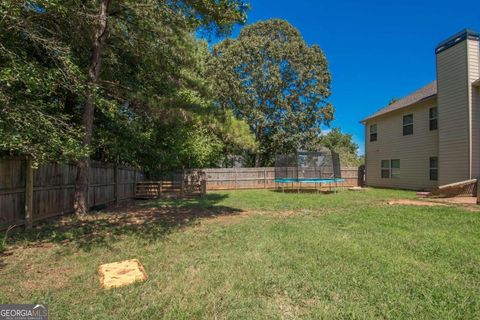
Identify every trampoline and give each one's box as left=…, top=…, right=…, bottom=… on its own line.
left=274, top=178, right=345, bottom=184
left=275, top=149, right=344, bottom=193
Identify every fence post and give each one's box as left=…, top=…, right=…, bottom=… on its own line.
left=180, top=168, right=185, bottom=198
left=114, top=164, right=119, bottom=207
left=263, top=168, right=267, bottom=189
left=234, top=168, right=237, bottom=190
left=134, top=168, right=138, bottom=200
left=477, top=179, right=480, bottom=205
left=201, top=172, right=207, bottom=196
left=87, top=160, right=91, bottom=209
left=25, top=157, right=34, bottom=230
left=357, top=165, right=364, bottom=187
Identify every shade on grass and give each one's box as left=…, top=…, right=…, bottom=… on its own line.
left=0, top=189, right=479, bottom=319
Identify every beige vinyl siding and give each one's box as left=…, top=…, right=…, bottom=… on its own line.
left=436, top=41, right=471, bottom=185
left=365, top=99, right=439, bottom=190
left=468, top=39, right=480, bottom=178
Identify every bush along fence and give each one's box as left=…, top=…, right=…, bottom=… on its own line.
left=202, top=167, right=365, bottom=190
left=0, top=157, right=143, bottom=230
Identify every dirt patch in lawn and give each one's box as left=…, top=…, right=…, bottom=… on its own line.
left=2, top=200, right=244, bottom=254
left=0, top=246, right=78, bottom=292
left=22, top=265, right=75, bottom=291
left=199, top=210, right=300, bottom=226
left=386, top=199, right=448, bottom=207
left=201, top=211, right=253, bottom=226
left=386, top=198, right=480, bottom=211
left=430, top=197, right=478, bottom=205
left=2, top=196, right=331, bottom=258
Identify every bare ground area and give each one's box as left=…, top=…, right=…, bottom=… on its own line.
left=386, top=197, right=480, bottom=211
left=386, top=199, right=448, bottom=207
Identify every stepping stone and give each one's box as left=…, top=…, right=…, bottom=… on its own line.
left=98, top=259, right=147, bottom=290
left=348, top=187, right=366, bottom=192
left=416, top=192, right=431, bottom=197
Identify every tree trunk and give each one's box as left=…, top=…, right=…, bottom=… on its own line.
left=255, top=152, right=262, bottom=167
left=74, top=0, right=111, bottom=215
left=255, top=125, right=263, bottom=167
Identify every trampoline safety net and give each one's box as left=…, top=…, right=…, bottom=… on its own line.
left=274, top=150, right=341, bottom=181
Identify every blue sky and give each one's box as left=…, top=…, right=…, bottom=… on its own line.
left=220, top=0, right=480, bottom=154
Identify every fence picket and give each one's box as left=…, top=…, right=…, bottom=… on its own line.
left=202, top=167, right=364, bottom=190
left=0, top=157, right=363, bottom=230
left=0, top=157, right=142, bottom=230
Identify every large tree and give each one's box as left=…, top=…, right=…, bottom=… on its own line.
left=0, top=1, right=88, bottom=163
left=0, top=0, right=250, bottom=214
left=91, top=38, right=256, bottom=171
left=209, top=19, right=334, bottom=166
left=73, top=0, right=249, bottom=214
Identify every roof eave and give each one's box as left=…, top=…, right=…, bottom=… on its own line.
left=360, top=94, right=437, bottom=124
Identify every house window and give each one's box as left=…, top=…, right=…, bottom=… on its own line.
left=370, top=124, right=377, bottom=142
left=430, top=157, right=438, bottom=181
left=381, top=160, right=390, bottom=178
left=381, top=159, right=400, bottom=179
left=403, top=114, right=413, bottom=135
left=429, top=107, right=438, bottom=131
left=391, top=159, right=400, bottom=179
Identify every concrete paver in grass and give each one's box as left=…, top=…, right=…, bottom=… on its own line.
left=98, top=259, right=147, bottom=290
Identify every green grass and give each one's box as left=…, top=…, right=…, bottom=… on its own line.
left=156, top=188, right=417, bottom=212
left=1, top=188, right=479, bottom=319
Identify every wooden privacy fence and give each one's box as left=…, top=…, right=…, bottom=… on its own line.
left=0, top=157, right=143, bottom=230
left=203, top=167, right=364, bottom=190
left=136, top=170, right=206, bottom=198
left=0, top=160, right=363, bottom=229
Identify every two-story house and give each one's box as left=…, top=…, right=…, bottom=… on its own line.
left=361, top=29, right=480, bottom=190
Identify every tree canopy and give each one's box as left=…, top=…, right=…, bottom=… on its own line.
left=0, top=0, right=252, bottom=164
left=0, top=0, right=255, bottom=214
left=208, top=19, right=334, bottom=166
left=0, top=3, right=363, bottom=213
left=319, top=128, right=363, bottom=167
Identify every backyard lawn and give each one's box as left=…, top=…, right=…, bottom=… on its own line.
left=1, top=188, right=479, bottom=319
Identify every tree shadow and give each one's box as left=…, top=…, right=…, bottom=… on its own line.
left=0, top=193, right=241, bottom=256
left=139, top=193, right=231, bottom=209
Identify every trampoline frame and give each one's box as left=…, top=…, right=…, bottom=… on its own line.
left=275, top=178, right=345, bottom=193
left=274, top=150, right=343, bottom=193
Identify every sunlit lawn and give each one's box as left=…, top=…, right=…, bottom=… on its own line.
left=1, top=188, right=479, bottom=319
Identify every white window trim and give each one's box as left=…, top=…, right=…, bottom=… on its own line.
left=381, top=160, right=390, bottom=179
left=429, top=157, right=438, bottom=181
left=429, top=107, right=438, bottom=131
left=381, top=159, right=400, bottom=179
left=370, top=124, right=377, bottom=142
left=403, top=114, right=414, bottom=135
left=391, top=159, right=400, bottom=179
